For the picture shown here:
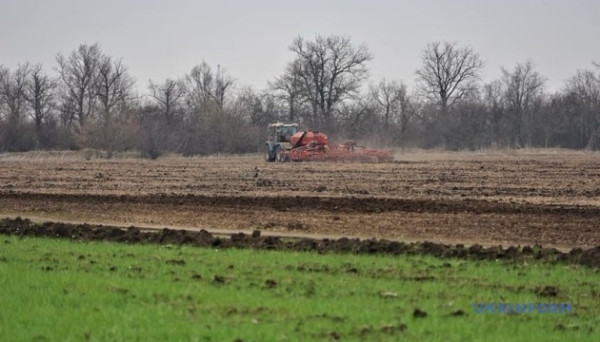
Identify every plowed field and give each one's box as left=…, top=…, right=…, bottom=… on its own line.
left=1, top=150, right=599, bottom=249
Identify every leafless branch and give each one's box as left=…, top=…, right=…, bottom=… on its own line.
left=416, top=41, right=484, bottom=114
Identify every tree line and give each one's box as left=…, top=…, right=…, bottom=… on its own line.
left=1, top=35, right=599, bottom=158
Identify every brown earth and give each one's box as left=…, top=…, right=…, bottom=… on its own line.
left=1, top=150, right=599, bottom=249
left=2, top=217, right=599, bottom=268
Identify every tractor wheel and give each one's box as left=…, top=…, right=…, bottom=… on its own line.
left=265, top=147, right=275, bottom=162
left=275, top=146, right=287, bottom=162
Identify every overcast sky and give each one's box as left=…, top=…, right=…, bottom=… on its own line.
left=1, top=0, right=598, bottom=94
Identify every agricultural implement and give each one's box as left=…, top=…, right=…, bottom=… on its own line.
left=265, top=122, right=394, bottom=163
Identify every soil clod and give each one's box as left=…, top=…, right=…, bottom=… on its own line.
left=1, top=218, right=599, bottom=269
left=413, top=308, right=427, bottom=318
left=534, top=286, right=559, bottom=298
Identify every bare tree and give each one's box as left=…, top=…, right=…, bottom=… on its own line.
left=416, top=41, right=484, bottom=115
left=96, top=56, right=134, bottom=123
left=185, top=61, right=235, bottom=110
left=287, top=34, right=373, bottom=132
left=371, top=79, right=409, bottom=126
left=185, top=62, right=213, bottom=110
left=136, top=104, right=167, bottom=159
left=0, top=64, right=30, bottom=124
left=179, top=63, right=236, bottom=157
left=23, top=64, right=57, bottom=146
left=0, top=64, right=33, bottom=150
left=92, top=56, right=135, bottom=155
left=337, top=99, right=378, bottom=141
left=213, top=65, right=235, bottom=109
left=565, top=67, right=600, bottom=149
left=269, top=60, right=304, bottom=122
left=483, top=80, right=506, bottom=145
left=501, top=60, right=546, bottom=146
left=148, top=78, right=186, bottom=124
left=233, top=87, right=285, bottom=127
left=370, top=79, right=413, bottom=145
left=0, top=66, right=9, bottom=120
left=56, top=43, right=104, bottom=128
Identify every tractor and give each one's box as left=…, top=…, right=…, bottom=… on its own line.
left=265, top=122, right=393, bottom=163
left=264, top=122, right=299, bottom=162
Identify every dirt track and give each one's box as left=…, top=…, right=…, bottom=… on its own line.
left=1, top=151, right=599, bottom=249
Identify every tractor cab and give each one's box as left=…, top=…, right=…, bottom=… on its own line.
left=268, top=123, right=298, bottom=143
left=265, top=123, right=299, bottom=162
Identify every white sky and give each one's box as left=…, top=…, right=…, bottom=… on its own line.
left=1, top=0, right=599, bottom=94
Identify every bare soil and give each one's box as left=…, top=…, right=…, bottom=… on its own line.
left=1, top=150, right=599, bottom=249
left=2, top=217, right=599, bottom=268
